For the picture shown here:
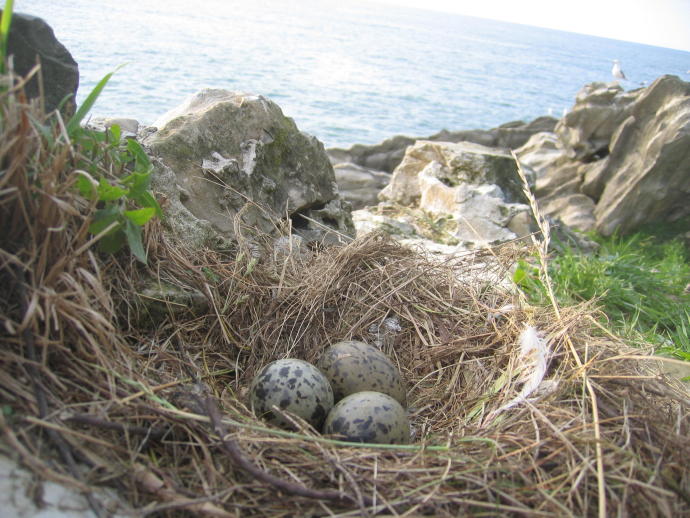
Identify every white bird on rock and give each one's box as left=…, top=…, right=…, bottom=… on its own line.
left=612, top=59, right=627, bottom=80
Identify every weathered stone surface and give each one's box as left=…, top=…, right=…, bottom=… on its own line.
left=329, top=135, right=415, bottom=173
left=516, top=131, right=565, bottom=179
left=357, top=141, right=535, bottom=250
left=333, top=162, right=391, bottom=209
left=588, top=77, right=690, bottom=235
left=555, top=82, right=638, bottom=161
left=4, top=11, right=79, bottom=115
left=143, top=89, right=354, bottom=249
left=519, top=75, right=690, bottom=236
left=379, top=140, right=531, bottom=207
left=327, top=116, right=557, bottom=174
left=135, top=279, right=208, bottom=325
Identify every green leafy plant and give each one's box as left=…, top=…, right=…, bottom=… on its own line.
left=61, top=65, right=161, bottom=263
left=75, top=127, right=162, bottom=263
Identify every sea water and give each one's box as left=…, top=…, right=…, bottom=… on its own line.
left=24, top=0, right=690, bottom=148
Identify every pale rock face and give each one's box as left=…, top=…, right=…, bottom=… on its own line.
left=143, top=89, right=354, bottom=249
left=87, top=117, right=140, bottom=138
left=518, top=75, right=690, bottom=236
left=358, top=140, right=535, bottom=250
left=379, top=140, right=531, bottom=206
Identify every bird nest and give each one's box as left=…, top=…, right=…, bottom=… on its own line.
left=1, top=83, right=689, bottom=518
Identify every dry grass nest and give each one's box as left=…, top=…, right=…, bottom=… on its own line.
left=1, top=83, right=690, bottom=518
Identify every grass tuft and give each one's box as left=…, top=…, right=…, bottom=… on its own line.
left=516, top=230, right=690, bottom=356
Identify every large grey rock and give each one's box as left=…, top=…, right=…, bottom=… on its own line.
left=143, top=89, right=354, bottom=249
left=333, top=162, right=391, bottom=209
left=587, top=77, right=690, bottom=235
left=3, top=11, right=79, bottom=115
left=359, top=141, right=534, bottom=250
left=329, top=135, right=415, bottom=173
left=434, top=116, right=559, bottom=151
left=518, top=76, right=690, bottom=236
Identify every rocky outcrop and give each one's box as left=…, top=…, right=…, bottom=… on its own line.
left=557, top=82, right=638, bottom=161
left=328, top=116, right=557, bottom=174
left=518, top=75, right=690, bottom=236
left=143, top=89, right=354, bottom=250
left=3, top=11, right=79, bottom=115
left=379, top=141, right=531, bottom=207
left=355, top=140, right=535, bottom=251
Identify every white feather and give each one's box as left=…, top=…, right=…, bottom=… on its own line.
left=487, top=325, right=551, bottom=420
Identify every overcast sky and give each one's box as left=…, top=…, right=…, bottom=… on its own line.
left=375, top=0, right=690, bottom=52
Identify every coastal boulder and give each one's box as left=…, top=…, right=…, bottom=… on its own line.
left=519, top=75, right=690, bottom=236
left=143, top=89, right=354, bottom=249
left=3, top=11, right=79, bottom=115
left=587, top=76, right=690, bottom=235
left=379, top=140, right=530, bottom=207
left=362, top=140, right=534, bottom=250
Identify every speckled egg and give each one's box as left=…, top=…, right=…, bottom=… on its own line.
left=323, top=391, right=410, bottom=444
left=317, top=340, right=406, bottom=405
left=250, top=359, right=334, bottom=430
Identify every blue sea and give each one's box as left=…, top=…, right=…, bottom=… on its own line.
left=25, top=0, right=690, bottom=148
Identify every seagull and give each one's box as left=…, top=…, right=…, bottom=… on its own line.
left=612, top=59, right=627, bottom=80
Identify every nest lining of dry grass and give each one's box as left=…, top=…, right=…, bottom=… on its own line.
left=1, top=81, right=690, bottom=518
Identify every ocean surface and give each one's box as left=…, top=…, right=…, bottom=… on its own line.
left=25, top=0, right=690, bottom=148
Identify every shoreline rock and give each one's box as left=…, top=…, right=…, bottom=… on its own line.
left=518, top=75, right=690, bottom=236
left=28, top=5, right=686, bottom=247
left=327, top=116, right=558, bottom=174
left=142, top=89, right=355, bottom=250
left=353, top=140, right=537, bottom=252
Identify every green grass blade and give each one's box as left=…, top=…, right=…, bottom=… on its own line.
left=0, top=0, right=15, bottom=72
left=66, top=64, right=125, bottom=136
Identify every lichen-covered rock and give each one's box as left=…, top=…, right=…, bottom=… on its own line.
left=3, top=11, right=79, bottom=116
left=588, top=77, right=690, bottom=235
left=143, top=89, right=354, bottom=249
left=379, top=141, right=531, bottom=207
left=135, top=279, right=208, bottom=325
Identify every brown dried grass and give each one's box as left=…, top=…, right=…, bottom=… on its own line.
left=1, top=78, right=689, bottom=517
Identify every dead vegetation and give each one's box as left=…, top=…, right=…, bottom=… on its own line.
left=1, top=72, right=689, bottom=518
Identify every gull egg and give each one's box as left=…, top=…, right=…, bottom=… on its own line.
left=317, top=340, right=406, bottom=405
left=323, top=391, right=410, bottom=444
left=250, top=359, right=334, bottom=430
